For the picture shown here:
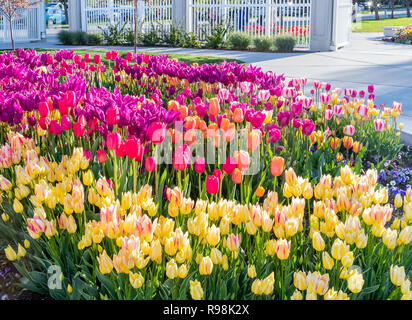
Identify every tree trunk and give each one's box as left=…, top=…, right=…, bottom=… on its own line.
left=134, top=0, right=138, bottom=54
left=9, top=17, right=15, bottom=51
left=407, top=0, right=411, bottom=17
left=391, top=0, right=394, bottom=19
left=63, top=2, right=69, bottom=26
left=374, top=4, right=380, bottom=20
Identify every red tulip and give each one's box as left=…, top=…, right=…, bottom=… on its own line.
left=222, top=156, right=237, bottom=175
left=105, top=51, right=112, bottom=60
left=206, top=175, right=219, bottom=194
left=213, top=169, right=222, bottom=182
left=83, top=149, right=92, bottom=162
left=39, top=102, right=49, bottom=118
left=65, top=91, right=76, bottom=108
left=88, top=118, right=99, bottom=132
left=93, top=54, right=101, bottom=64
left=107, top=132, right=122, bottom=151
left=49, top=120, right=63, bottom=135
left=97, top=149, right=108, bottom=163
left=60, top=115, right=72, bottom=130
left=106, top=106, right=120, bottom=125
left=116, top=142, right=126, bottom=157
left=173, top=153, right=188, bottom=171
left=148, top=122, right=166, bottom=144
left=124, top=137, right=143, bottom=160
left=59, top=99, right=69, bottom=116
left=194, top=157, right=206, bottom=173
left=126, top=52, right=133, bottom=61
left=38, top=117, right=50, bottom=130
left=145, top=156, right=156, bottom=172
left=84, top=53, right=91, bottom=63
left=73, top=121, right=85, bottom=137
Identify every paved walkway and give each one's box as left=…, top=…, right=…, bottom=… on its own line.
left=2, top=32, right=412, bottom=142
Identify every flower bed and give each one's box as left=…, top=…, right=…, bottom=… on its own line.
left=0, top=49, right=410, bottom=300
left=383, top=24, right=412, bottom=44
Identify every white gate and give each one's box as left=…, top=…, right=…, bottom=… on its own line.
left=187, top=0, right=312, bottom=48
left=0, top=1, right=43, bottom=43
left=331, top=0, right=352, bottom=49
left=81, top=0, right=173, bottom=34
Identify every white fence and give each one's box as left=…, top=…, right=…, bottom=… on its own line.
left=0, top=3, right=43, bottom=43
left=81, top=0, right=173, bottom=34
left=187, top=0, right=311, bottom=47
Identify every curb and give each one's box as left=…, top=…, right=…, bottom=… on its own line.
left=400, top=131, right=412, bottom=146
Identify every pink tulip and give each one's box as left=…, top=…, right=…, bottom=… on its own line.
left=374, top=119, right=386, bottom=132
left=358, top=104, right=369, bottom=117
left=343, top=125, right=355, bottom=136
left=324, top=109, right=334, bottom=120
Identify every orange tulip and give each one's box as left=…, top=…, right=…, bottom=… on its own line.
left=342, top=136, right=353, bottom=149
left=232, top=108, right=244, bottom=123
left=220, top=117, right=231, bottom=131
left=330, top=137, right=340, bottom=150
left=353, top=141, right=363, bottom=154
left=336, top=153, right=344, bottom=162
left=234, top=150, right=250, bottom=172
left=255, top=186, right=265, bottom=197
left=209, top=98, right=220, bottom=116
left=270, top=156, right=285, bottom=177
left=247, top=130, right=262, bottom=151
left=232, top=168, right=242, bottom=184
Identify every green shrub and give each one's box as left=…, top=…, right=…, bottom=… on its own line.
left=57, top=30, right=74, bottom=45
left=140, top=25, right=161, bottom=46
left=253, top=36, right=273, bottom=51
left=227, top=32, right=251, bottom=50
left=86, top=33, right=104, bottom=45
left=181, top=32, right=201, bottom=48
left=72, top=31, right=88, bottom=45
left=162, top=24, right=184, bottom=47
left=100, top=22, right=128, bottom=45
left=273, top=35, right=296, bottom=52
left=204, top=23, right=230, bottom=49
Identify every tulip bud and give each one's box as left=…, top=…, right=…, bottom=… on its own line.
left=190, top=280, right=204, bottom=300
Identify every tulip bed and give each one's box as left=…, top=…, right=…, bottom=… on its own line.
left=0, top=48, right=411, bottom=301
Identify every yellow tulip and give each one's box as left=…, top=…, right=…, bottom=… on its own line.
left=67, top=284, right=72, bottom=294
left=178, top=264, right=189, bottom=279
left=312, top=231, right=325, bottom=251
left=331, top=238, right=346, bottom=260
left=210, top=248, right=223, bottom=265
left=390, top=265, right=406, bottom=286
left=129, top=272, right=144, bottom=289
left=347, top=271, right=364, bottom=294
left=166, top=259, right=178, bottom=279
left=398, top=226, right=412, bottom=245
left=293, top=271, right=307, bottom=291
left=291, top=289, right=303, bottom=300
left=16, top=243, right=26, bottom=259
left=4, top=245, right=17, bottom=261
left=206, top=225, right=220, bottom=246
left=248, top=265, right=257, bottom=279
left=24, top=239, right=30, bottom=249
left=341, top=251, right=354, bottom=268
left=322, top=252, right=335, bottom=270
left=13, top=199, right=23, bottom=213
left=199, top=256, right=213, bottom=275
left=190, top=280, right=204, bottom=300
left=394, top=194, right=403, bottom=208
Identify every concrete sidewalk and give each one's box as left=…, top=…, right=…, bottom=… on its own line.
left=2, top=32, right=412, bottom=143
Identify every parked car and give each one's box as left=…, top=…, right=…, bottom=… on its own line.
left=46, top=3, right=67, bottom=26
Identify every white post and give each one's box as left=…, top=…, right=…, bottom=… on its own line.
left=137, top=0, right=144, bottom=31
left=173, top=0, right=187, bottom=29
left=309, top=0, right=334, bottom=51
left=186, top=0, right=192, bottom=33
left=69, top=0, right=83, bottom=32
left=265, top=1, right=271, bottom=37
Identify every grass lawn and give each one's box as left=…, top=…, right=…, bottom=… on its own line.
left=26, top=48, right=244, bottom=65
left=352, top=17, right=412, bottom=32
